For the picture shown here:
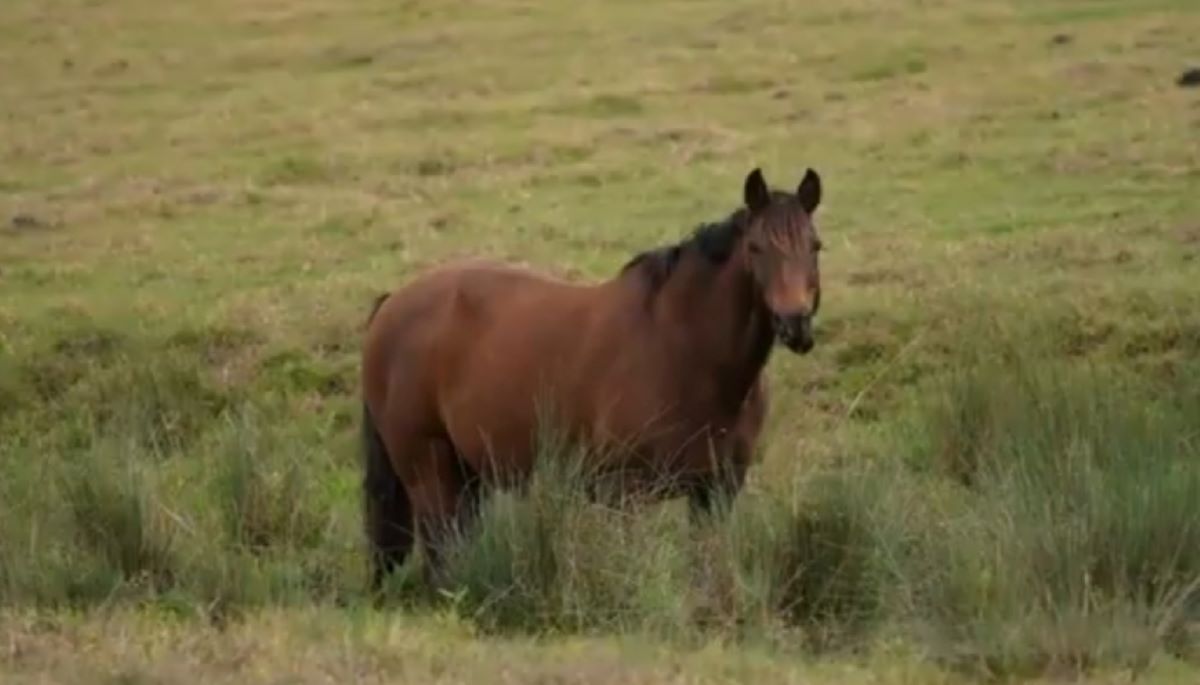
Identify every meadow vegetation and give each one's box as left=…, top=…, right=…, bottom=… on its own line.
left=2, top=0, right=1199, bottom=682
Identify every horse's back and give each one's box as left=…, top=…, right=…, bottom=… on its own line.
left=368, top=258, right=580, bottom=333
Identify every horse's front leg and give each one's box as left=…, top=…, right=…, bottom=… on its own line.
left=686, top=433, right=751, bottom=526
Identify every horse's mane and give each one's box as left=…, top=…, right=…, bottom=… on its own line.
left=620, top=208, right=748, bottom=293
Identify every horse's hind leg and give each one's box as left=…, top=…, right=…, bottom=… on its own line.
left=404, top=436, right=475, bottom=586
left=453, top=457, right=485, bottom=541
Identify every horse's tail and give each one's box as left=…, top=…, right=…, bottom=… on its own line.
left=361, top=401, right=413, bottom=592
left=361, top=287, right=408, bottom=591
left=366, top=292, right=389, bottom=326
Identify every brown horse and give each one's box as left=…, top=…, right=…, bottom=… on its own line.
left=360, top=166, right=824, bottom=588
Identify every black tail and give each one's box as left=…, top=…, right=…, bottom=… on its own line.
left=361, top=402, right=413, bottom=592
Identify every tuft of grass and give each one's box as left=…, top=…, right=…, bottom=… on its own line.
left=442, top=428, right=692, bottom=635
left=437, top=419, right=891, bottom=647
left=257, top=154, right=335, bottom=186
left=721, top=473, right=884, bottom=648
left=213, top=410, right=328, bottom=554
left=552, top=93, right=645, bottom=118
left=59, top=440, right=179, bottom=603
left=0, top=338, right=356, bottom=612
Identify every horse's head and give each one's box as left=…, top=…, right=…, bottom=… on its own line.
left=739, top=167, right=823, bottom=354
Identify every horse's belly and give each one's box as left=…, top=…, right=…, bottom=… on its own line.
left=588, top=391, right=743, bottom=463
left=444, top=377, right=750, bottom=497
left=438, top=341, right=583, bottom=483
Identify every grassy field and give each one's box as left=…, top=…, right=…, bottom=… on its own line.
left=2, top=0, right=1200, bottom=682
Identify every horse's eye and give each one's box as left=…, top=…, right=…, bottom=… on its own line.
left=747, top=242, right=764, bottom=255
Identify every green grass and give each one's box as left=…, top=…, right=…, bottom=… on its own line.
left=2, top=0, right=1200, bottom=681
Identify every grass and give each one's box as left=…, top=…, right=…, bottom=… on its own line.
left=894, top=341, right=1200, bottom=677
left=2, top=0, right=1200, bottom=681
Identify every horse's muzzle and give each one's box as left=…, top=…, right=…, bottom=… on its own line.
left=774, top=313, right=814, bottom=354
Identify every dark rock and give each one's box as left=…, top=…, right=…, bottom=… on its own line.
left=1178, top=68, right=1200, bottom=87
left=1050, top=33, right=1073, bottom=46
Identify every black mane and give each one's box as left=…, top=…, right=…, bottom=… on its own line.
left=620, top=208, right=748, bottom=292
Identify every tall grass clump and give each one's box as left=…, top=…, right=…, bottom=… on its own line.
left=167, top=405, right=359, bottom=613
left=0, top=438, right=182, bottom=607
left=900, top=327, right=1200, bottom=675
left=439, top=421, right=694, bottom=635
left=62, top=440, right=179, bottom=594
left=717, top=468, right=888, bottom=649
left=212, top=409, right=328, bottom=554
left=0, top=331, right=357, bottom=612
left=438, top=417, right=895, bottom=645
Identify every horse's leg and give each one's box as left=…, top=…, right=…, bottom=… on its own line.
left=404, top=436, right=470, bottom=587
left=687, top=446, right=749, bottom=526
left=691, top=379, right=767, bottom=526
left=452, top=456, right=485, bottom=543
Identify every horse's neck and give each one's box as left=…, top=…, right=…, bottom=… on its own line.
left=655, top=258, right=774, bottom=409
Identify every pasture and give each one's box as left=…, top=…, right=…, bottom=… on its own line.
left=2, top=0, right=1199, bottom=682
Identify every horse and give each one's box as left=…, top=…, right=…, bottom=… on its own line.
left=360, top=166, right=824, bottom=588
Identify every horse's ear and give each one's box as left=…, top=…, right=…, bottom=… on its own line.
left=743, top=168, right=770, bottom=212
left=797, top=168, right=822, bottom=214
